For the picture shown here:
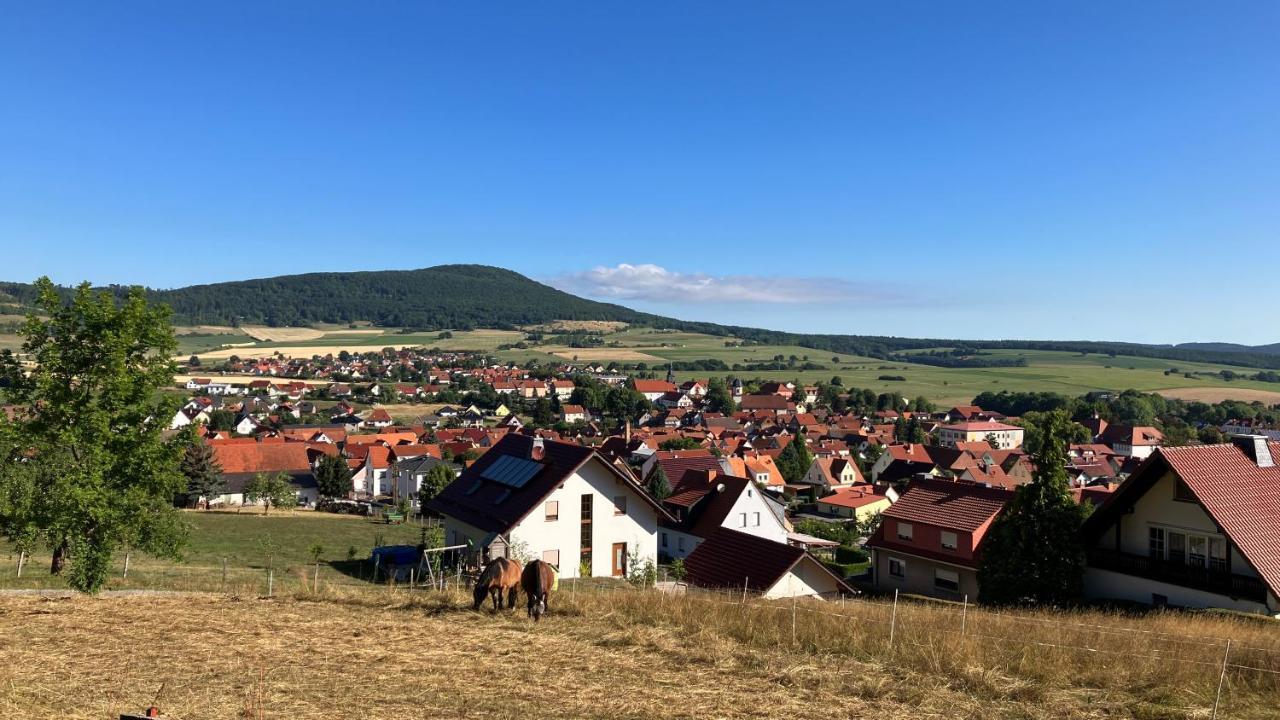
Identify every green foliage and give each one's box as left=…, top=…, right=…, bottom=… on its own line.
left=978, top=410, right=1089, bottom=606
left=314, top=453, right=354, bottom=499
left=181, top=435, right=226, bottom=507
left=775, top=435, right=812, bottom=483
left=308, top=542, right=324, bottom=563
left=835, top=545, right=869, bottom=564
left=0, top=278, right=189, bottom=593
left=658, top=438, right=701, bottom=451
left=244, top=472, right=296, bottom=515
left=669, top=557, right=687, bottom=582
left=1013, top=411, right=1092, bottom=454
left=626, top=548, right=657, bottom=587
left=646, top=465, right=672, bottom=501
left=704, top=377, right=734, bottom=414
left=418, top=463, right=455, bottom=504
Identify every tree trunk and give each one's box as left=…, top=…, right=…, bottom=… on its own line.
left=50, top=540, right=68, bottom=575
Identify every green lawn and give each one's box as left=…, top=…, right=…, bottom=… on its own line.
left=0, top=510, right=433, bottom=594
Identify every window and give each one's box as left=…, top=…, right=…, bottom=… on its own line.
left=746, top=488, right=753, bottom=498
left=580, top=494, right=593, bottom=567
left=752, top=512, right=761, bottom=527
left=740, top=512, right=748, bottom=528
left=544, top=500, right=559, bottom=521
left=1189, top=536, right=1207, bottom=569
left=934, top=569, right=960, bottom=592
left=661, top=532, right=668, bottom=548
left=897, top=522, right=913, bottom=541
left=1174, top=477, right=1196, bottom=503
left=940, top=531, right=957, bottom=551
left=613, top=495, right=627, bottom=516
left=888, top=557, right=906, bottom=578
left=542, top=550, right=559, bottom=567
left=1148, top=527, right=1165, bottom=559
left=677, top=536, right=686, bottom=552
left=1209, top=537, right=1228, bottom=573
left=1168, top=531, right=1186, bottom=565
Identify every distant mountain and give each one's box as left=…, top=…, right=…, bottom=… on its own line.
left=3, top=265, right=1280, bottom=370
left=1175, top=342, right=1280, bottom=356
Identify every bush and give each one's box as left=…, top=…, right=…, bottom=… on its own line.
left=878, top=375, right=907, bottom=382
left=835, top=545, right=869, bottom=564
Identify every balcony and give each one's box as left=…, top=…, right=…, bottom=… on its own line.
left=1088, top=549, right=1269, bottom=603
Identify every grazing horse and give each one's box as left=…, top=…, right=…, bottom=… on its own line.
left=520, top=559, right=556, bottom=621
left=472, top=557, right=523, bottom=612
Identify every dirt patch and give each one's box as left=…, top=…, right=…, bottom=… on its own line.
left=239, top=326, right=327, bottom=342
left=1159, top=387, right=1280, bottom=404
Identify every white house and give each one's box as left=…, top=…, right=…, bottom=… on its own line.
left=428, top=434, right=672, bottom=579
left=659, top=472, right=790, bottom=560
left=394, top=455, right=452, bottom=505
left=936, top=421, right=1024, bottom=450
left=1081, top=436, right=1280, bottom=616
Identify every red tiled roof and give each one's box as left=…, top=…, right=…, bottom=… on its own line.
left=633, top=379, right=678, bottom=394
left=942, top=421, right=1021, bottom=432
left=1158, top=442, right=1280, bottom=599
left=210, top=441, right=312, bottom=475
left=880, top=478, right=1013, bottom=532
left=818, top=486, right=890, bottom=510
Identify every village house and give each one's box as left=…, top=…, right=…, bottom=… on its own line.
left=801, top=457, right=864, bottom=493
left=633, top=379, right=678, bottom=403
left=683, top=528, right=852, bottom=600
left=659, top=471, right=790, bottom=560
left=1081, top=436, right=1280, bottom=616
left=561, top=404, right=589, bottom=424
left=866, top=479, right=1014, bottom=601
left=393, top=455, right=452, bottom=506
left=428, top=434, right=672, bottom=578
left=935, top=421, right=1024, bottom=450
left=206, top=440, right=319, bottom=507
left=816, top=485, right=897, bottom=522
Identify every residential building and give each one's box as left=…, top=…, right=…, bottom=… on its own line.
left=1081, top=437, right=1280, bottom=615
left=816, top=485, right=897, bottom=522
left=683, top=528, right=852, bottom=600
left=936, top=421, right=1024, bottom=450
left=659, top=472, right=789, bottom=559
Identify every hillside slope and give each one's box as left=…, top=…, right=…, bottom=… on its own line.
left=3, top=265, right=1280, bottom=369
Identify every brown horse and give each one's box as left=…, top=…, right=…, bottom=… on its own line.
left=472, top=557, right=522, bottom=612
left=520, top=559, right=556, bottom=621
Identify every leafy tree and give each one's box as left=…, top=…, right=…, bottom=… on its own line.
left=181, top=436, right=225, bottom=509
left=314, top=453, right=354, bottom=499
left=659, top=438, right=701, bottom=451
left=983, top=432, right=1001, bottom=448
left=905, top=417, right=927, bottom=444
left=913, top=395, right=934, bottom=414
left=188, top=355, right=202, bottom=367
left=1014, top=411, right=1091, bottom=454
left=776, top=435, right=812, bottom=483
left=532, top=398, right=554, bottom=427
left=207, top=409, right=237, bottom=432
left=0, top=279, right=189, bottom=593
left=646, top=464, right=672, bottom=500
left=704, top=377, right=734, bottom=414
left=978, top=410, right=1089, bottom=605
left=418, top=463, right=455, bottom=504
left=244, top=472, right=296, bottom=515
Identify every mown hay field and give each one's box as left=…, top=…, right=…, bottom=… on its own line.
left=1, top=583, right=1278, bottom=719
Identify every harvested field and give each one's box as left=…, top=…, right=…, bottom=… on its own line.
left=238, top=325, right=328, bottom=342
left=548, top=347, right=665, bottom=362
left=1159, top=387, right=1280, bottom=404
left=1, top=586, right=1277, bottom=719
left=170, top=373, right=330, bottom=387
left=524, top=320, right=630, bottom=333
left=194, top=343, right=412, bottom=360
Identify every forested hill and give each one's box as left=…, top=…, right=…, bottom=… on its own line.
left=3, top=265, right=1280, bottom=369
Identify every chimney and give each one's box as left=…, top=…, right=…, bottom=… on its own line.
left=531, top=436, right=545, bottom=461
left=1231, top=434, right=1274, bottom=468
left=625, top=420, right=631, bottom=445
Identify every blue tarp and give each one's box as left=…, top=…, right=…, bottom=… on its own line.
left=371, top=545, right=419, bottom=565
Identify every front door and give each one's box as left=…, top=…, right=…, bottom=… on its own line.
left=612, top=542, right=627, bottom=577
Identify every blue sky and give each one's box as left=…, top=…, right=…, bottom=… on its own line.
left=2, top=3, right=1277, bottom=343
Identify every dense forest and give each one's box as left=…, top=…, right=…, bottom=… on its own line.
left=3, top=264, right=1280, bottom=369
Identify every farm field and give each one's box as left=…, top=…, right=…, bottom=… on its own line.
left=2, top=582, right=1278, bottom=719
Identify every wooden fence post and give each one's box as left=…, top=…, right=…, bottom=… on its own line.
left=960, top=594, right=968, bottom=637
left=267, top=569, right=274, bottom=598
left=15, top=551, right=24, bottom=578
left=1212, top=639, right=1232, bottom=720
left=791, top=595, right=798, bottom=646
left=221, top=557, right=227, bottom=592
left=123, top=552, right=130, bottom=579
left=313, top=562, right=320, bottom=593
left=888, top=589, right=899, bottom=650
left=741, top=577, right=748, bottom=605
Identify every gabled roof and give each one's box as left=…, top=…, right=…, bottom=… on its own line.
left=653, top=450, right=723, bottom=491
left=427, top=434, right=673, bottom=535
left=1084, top=441, right=1280, bottom=599
left=210, top=441, right=312, bottom=475
left=879, top=478, right=1013, bottom=532
left=684, top=528, right=851, bottom=595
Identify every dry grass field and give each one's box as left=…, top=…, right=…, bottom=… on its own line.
left=548, top=347, right=666, bottom=362
left=1, top=584, right=1277, bottom=719
left=1159, top=387, right=1280, bottom=404
left=238, top=325, right=328, bottom=342
left=523, top=320, right=630, bottom=333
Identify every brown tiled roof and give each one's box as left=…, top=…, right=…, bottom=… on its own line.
left=684, top=528, right=850, bottom=594
left=880, top=478, right=1013, bottom=532
left=210, top=441, right=312, bottom=475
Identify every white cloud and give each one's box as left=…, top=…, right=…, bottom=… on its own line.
left=548, top=263, right=877, bottom=305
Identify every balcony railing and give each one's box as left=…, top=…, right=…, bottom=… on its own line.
left=1088, top=549, right=1268, bottom=603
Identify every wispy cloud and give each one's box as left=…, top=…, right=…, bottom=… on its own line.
left=548, top=263, right=883, bottom=305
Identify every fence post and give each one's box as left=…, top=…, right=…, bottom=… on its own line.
left=221, top=557, right=227, bottom=592
left=15, top=551, right=24, bottom=578
left=888, top=589, right=899, bottom=650
left=960, top=594, right=968, bottom=637
left=313, top=562, right=320, bottom=594
left=791, top=595, right=798, bottom=646
left=742, top=577, right=748, bottom=605
left=267, top=569, right=274, bottom=598
left=123, top=552, right=130, bottom=579
left=1212, top=639, right=1232, bottom=720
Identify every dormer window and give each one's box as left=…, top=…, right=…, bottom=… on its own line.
left=897, top=522, right=914, bottom=541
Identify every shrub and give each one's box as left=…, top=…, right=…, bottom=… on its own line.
left=835, top=545, right=869, bottom=564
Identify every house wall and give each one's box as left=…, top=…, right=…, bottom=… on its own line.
left=871, top=548, right=978, bottom=601
left=1084, top=567, right=1276, bottom=615
left=764, top=557, right=844, bottom=600
left=718, top=484, right=790, bottom=544
left=659, top=528, right=701, bottom=559
left=1117, top=470, right=1258, bottom=580
left=508, top=458, right=659, bottom=579
left=816, top=497, right=892, bottom=521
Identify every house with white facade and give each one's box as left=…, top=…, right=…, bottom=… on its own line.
left=658, top=472, right=790, bottom=560
left=428, top=434, right=672, bottom=579
left=936, top=421, right=1024, bottom=450
left=1081, top=436, right=1280, bottom=616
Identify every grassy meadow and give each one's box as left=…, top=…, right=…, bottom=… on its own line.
left=1, top=579, right=1278, bottom=718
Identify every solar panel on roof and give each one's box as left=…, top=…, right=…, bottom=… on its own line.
left=480, top=454, right=543, bottom=489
